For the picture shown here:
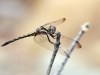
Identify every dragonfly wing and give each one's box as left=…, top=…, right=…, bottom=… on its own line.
left=60, top=35, right=82, bottom=53
left=42, top=18, right=66, bottom=29
left=34, top=34, right=66, bottom=56
left=34, top=34, right=53, bottom=50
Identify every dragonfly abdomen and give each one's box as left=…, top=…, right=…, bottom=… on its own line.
left=1, top=33, right=34, bottom=47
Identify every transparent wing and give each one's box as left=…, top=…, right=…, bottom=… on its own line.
left=34, top=34, right=81, bottom=56
left=60, top=35, right=81, bottom=54
left=42, top=18, right=66, bottom=29
left=34, top=34, right=67, bottom=56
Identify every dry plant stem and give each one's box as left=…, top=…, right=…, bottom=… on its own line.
left=46, top=32, right=61, bottom=75
left=54, top=22, right=89, bottom=75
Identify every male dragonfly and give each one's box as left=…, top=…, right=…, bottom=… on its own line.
left=1, top=18, right=81, bottom=56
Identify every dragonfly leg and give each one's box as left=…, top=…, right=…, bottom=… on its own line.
left=40, top=26, right=48, bottom=32
left=46, top=34, right=54, bottom=45
left=51, top=32, right=62, bottom=39
left=39, top=31, right=54, bottom=45
left=49, top=33, right=57, bottom=39
left=52, top=32, right=62, bottom=39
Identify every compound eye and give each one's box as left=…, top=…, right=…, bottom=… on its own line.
left=48, top=26, right=56, bottom=34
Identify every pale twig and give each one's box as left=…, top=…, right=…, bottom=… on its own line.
left=46, top=31, right=61, bottom=75
left=54, top=22, right=90, bottom=75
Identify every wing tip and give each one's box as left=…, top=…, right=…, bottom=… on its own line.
left=76, top=41, right=82, bottom=48
left=62, top=18, right=66, bottom=22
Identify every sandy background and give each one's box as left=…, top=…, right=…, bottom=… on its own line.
left=0, top=0, right=100, bottom=75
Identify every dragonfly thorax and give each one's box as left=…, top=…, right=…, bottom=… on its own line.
left=33, top=28, right=41, bottom=36
left=48, top=26, right=56, bottom=34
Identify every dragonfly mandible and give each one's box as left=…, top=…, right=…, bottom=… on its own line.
left=1, top=18, right=81, bottom=56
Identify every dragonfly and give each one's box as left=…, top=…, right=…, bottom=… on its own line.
left=1, top=18, right=81, bottom=56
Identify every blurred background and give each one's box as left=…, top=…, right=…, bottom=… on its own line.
left=0, top=0, right=100, bottom=75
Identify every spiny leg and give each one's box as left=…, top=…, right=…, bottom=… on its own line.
left=40, top=26, right=48, bottom=32
left=40, top=30, right=54, bottom=45
left=49, top=33, right=70, bottom=58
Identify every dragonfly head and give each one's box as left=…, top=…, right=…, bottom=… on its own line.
left=48, top=26, right=56, bottom=34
